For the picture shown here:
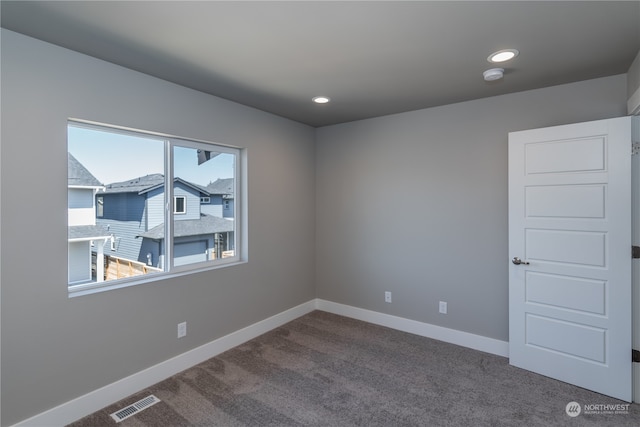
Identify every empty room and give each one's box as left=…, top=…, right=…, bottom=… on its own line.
left=2, top=1, right=640, bottom=426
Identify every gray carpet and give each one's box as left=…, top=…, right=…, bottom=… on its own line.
left=69, top=311, right=640, bottom=426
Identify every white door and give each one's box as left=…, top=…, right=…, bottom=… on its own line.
left=508, top=116, right=632, bottom=402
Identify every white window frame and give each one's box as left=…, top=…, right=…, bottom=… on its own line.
left=173, top=196, right=187, bottom=214
left=67, top=119, right=244, bottom=297
left=200, top=197, right=210, bottom=204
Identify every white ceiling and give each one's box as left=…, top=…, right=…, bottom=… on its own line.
left=2, top=1, right=639, bottom=127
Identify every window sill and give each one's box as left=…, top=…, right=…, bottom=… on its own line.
left=68, top=259, right=247, bottom=298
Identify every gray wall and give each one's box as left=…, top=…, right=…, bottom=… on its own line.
left=0, top=29, right=316, bottom=426
left=628, top=50, right=640, bottom=114
left=315, top=74, right=628, bottom=342
left=627, top=49, right=640, bottom=100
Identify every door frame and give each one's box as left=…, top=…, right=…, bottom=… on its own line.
left=633, top=116, right=639, bottom=403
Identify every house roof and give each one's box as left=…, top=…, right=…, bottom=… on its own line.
left=206, top=178, right=234, bottom=196
left=103, top=174, right=210, bottom=196
left=137, top=214, right=234, bottom=240
left=141, top=178, right=210, bottom=196
left=103, top=174, right=164, bottom=194
left=68, top=153, right=103, bottom=188
left=68, top=225, right=111, bottom=241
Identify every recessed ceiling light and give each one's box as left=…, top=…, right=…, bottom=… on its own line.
left=487, top=49, right=519, bottom=63
left=312, top=96, right=330, bottom=104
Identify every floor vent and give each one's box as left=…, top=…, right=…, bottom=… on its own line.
left=110, top=395, right=161, bottom=423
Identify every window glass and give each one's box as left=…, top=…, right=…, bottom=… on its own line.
left=172, top=145, right=236, bottom=267
left=67, top=122, right=240, bottom=292
left=96, top=196, right=104, bottom=218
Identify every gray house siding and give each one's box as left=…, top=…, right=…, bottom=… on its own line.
left=102, top=193, right=145, bottom=222
left=96, top=219, right=143, bottom=263
left=200, top=194, right=223, bottom=217
left=173, top=183, right=201, bottom=220
left=201, top=195, right=234, bottom=219
left=139, top=238, right=162, bottom=268
left=68, top=241, right=91, bottom=283
left=146, top=187, right=164, bottom=230
left=205, top=178, right=234, bottom=219
left=223, top=199, right=234, bottom=218
left=97, top=193, right=147, bottom=264
left=95, top=178, right=227, bottom=268
left=68, top=188, right=94, bottom=209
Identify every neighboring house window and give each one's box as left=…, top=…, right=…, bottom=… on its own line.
left=96, top=196, right=104, bottom=217
left=67, top=120, right=243, bottom=295
left=224, top=200, right=230, bottom=209
left=174, top=196, right=186, bottom=214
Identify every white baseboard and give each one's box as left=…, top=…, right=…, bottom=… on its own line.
left=11, top=300, right=316, bottom=427
left=635, top=363, right=640, bottom=404
left=13, top=298, right=508, bottom=426
left=316, top=299, right=509, bottom=358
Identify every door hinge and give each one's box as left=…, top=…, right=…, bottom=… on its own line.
left=633, top=349, right=640, bottom=363
left=633, top=141, right=640, bottom=156
left=633, top=246, right=640, bottom=259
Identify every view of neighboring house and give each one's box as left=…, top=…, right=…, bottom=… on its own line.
left=67, top=153, right=111, bottom=284
left=204, top=177, right=234, bottom=219
left=97, top=174, right=235, bottom=271
left=69, top=155, right=235, bottom=284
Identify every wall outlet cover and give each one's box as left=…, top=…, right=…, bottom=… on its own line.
left=439, top=301, right=447, bottom=314
left=177, top=322, right=187, bottom=338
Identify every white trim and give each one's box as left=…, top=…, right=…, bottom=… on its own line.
left=68, top=185, right=105, bottom=191
left=633, top=118, right=640, bottom=403
left=11, top=300, right=316, bottom=427
left=635, top=364, right=640, bottom=404
left=11, top=299, right=509, bottom=426
left=67, top=236, right=111, bottom=243
left=316, top=299, right=509, bottom=357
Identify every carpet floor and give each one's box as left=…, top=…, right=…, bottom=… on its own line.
left=69, top=311, right=640, bottom=426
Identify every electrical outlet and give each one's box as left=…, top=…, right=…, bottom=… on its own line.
left=439, top=301, right=447, bottom=314
left=177, top=322, right=187, bottom=338
left=385, top=291, right=392, bottom=303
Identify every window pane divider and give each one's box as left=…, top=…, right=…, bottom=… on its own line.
left=164, top=139, right=174, bottom=271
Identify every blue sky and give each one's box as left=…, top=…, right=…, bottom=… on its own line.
left=68, top=125, right=234, bottom=186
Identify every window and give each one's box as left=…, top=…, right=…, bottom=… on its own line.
left=96, top=196, right=104, bottom=217
left=67, top=120, right=242, bottom=294
left=174, top=196, right=186, bottom=214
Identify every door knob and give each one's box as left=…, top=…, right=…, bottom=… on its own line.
left=512, top=257, right=530, bottom=265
